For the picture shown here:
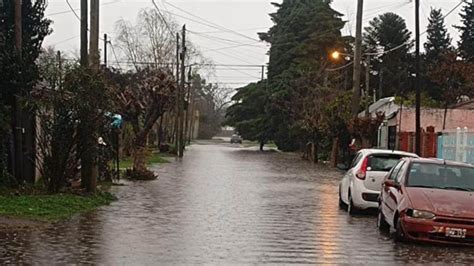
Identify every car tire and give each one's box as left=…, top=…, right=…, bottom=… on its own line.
left=347, top=191, right=358, bottom=215
left=394, top=216, right=406, bottom=242
left=377, top=207, right=390, bottom=231
left=338, top=186, right=347, bottom=210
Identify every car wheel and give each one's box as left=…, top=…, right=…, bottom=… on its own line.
left=394, top=216, right=406, bottom=242
left=347, top=191, right=358, bottom=215
left=338, top=186, right=347, bottom=210
left=377, top=207, right=390, bottom=231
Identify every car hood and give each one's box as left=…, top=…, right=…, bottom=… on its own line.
left=406, top=187, right=474, bottom=218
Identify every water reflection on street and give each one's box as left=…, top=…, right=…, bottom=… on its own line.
left=1, top=142, right=473, bottom=264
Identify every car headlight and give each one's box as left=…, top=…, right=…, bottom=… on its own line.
left=407, top=209, right=435, bottom=219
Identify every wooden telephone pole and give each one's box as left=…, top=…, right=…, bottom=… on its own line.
left=79, top=0, right=100, bottom=192
left=175, top=33, right=180, bottom=150
left=13, top=0, right=23, bottom=182
left=351, top=0, right=364, bottom=117
left=178, top=25, right=186, bottom=158
left=90, top=0, right=100, bottom=72
left=103, top=33, right=108, bottom=67
left=80, top=0, right=88, bottom=67
left=415, top=0, right=421, bottom=155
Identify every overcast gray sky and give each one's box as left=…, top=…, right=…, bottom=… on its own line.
left=43, top=0, right=467, bottom=87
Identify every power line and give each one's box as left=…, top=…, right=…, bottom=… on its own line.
left=326, top=61, right=354, bottom=72
left=109, top=42, right=122, bottom=69
left=365, top=0, right=465, bottom=57
left=196, top=27, right=269, bottom=34
left=201, top=43, right=268, bottom=52
left=47, top=0, right=119, bottom=17
left=65, top=0, right=107, bottom=42
left=50, top=35, right=79, bottom=45
left=162, top=0, right=261, bottom=43
left=151, top=0, right=177, bottom=40
left=65, top=0, right=81, bottom=20
left=205, top=48, right=263, bottom=66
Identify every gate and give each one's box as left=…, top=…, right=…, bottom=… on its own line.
left=437, top=127, right=474, bottom=165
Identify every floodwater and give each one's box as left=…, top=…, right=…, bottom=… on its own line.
left=1, top=142, right=474, bottom=264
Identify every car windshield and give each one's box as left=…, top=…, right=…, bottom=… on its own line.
left=368, top=154, right=407, bottom=172
left=407, top=163, right=474, bottom=191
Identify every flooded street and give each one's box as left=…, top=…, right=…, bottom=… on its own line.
left=1, top=142, right=474, bottom=264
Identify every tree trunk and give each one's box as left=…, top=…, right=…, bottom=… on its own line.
left=259, top=141, right=264, bottom=151
left=443, top=103, right=448, bottom=131
left=312, top=142, right=318, bottom=163
left=330, top=137, right=339, bottom=167
left=132, top=144, right=147, bottom=172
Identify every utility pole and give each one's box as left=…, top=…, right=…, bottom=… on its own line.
left=378, top=68, right=383, bottom=99
left=365, top=55, right=370, bottom=117
left=103, top=34, right=108, bottom=67
left=351, top=0, right=364, bottom=117
left=188, top=78, right=197, bottom=144
left=89, top=0, right=99, bottom=72
left=178, top=25, right=186, bottom=158
left=261, top=65, right=265, bottom=81
left=415, top=0, right=421, bottom=155
left=175, top=33, right=180, bottom=150
left=184, top=65, right=192, bottom=147
left=57, top=51, right=62, bottom=88
left=80, top=0, right=88, bottom=67
left=13, top=0, right=23, bottom=182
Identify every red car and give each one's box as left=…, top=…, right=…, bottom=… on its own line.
left=377, top=158, right=474, bottom=245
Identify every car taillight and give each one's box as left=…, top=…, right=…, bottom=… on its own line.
left=356, top=157, right=368, bottom=180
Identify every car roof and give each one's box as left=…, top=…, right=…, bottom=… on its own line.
left=402, top=157, right=474, bottom=168
left=358, top=149, right=419, bottom=157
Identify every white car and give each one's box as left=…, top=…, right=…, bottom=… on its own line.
left=339, top=149, right=418, bottom=214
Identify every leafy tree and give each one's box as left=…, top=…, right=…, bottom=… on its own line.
left=456, top=2, right=474, bottom=62
left=364, top=12, right=412, bottom=97
left=259, top=0, right=346, bottom=152
left=0, top=0, right=51, bottom=185
left=225, top=81, right=271, bottom=151
left=429, top=52, right=474, bottom=129
left=33, top=48, right=80, bottom=193
left=105, top=68, right=176, bottom=180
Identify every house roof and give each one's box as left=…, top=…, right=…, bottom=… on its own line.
left=451, top=99, right=474, bottom=110
left=358, top=97, right=397, bottom=118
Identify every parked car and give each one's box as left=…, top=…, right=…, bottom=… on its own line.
left=230, top=134, right=243, bottom=144
left=339, top=149, right=418, bottom=214
left=378, top=158, right=474, bottom=245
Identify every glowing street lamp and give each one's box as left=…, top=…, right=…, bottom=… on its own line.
left=331, top=51, right=341, bottom=60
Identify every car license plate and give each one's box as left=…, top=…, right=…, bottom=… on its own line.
left=445, top=227, right=467, bottom=239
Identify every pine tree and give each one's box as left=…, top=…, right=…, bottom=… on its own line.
left=363, top=12, right=412, bottom=98
left=424, top=8, right=452, bottom=64
left=258, top=0, right=346, bottom=151
left=456, top=2, right=474, bottom=62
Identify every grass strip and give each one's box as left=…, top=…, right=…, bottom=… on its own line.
left=0, top=192, right=115, bottom=222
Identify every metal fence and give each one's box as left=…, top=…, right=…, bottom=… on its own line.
left=437, top=127, right=474, bottom=165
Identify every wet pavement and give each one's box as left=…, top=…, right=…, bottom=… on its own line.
left=1, top=142, right=474, bottom=264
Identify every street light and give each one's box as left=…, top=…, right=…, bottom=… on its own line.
left=329, top=50, right=375, bottom=115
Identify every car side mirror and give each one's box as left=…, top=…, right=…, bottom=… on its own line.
left=337, top=163, right=349, bottom=171
left=384, top=179, right=400, bottom=190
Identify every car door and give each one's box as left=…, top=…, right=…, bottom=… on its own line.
left=385, top=162, right=407, bottom=226
left=341, top=152, right=363, bottom=203
left=381, top=161, right=405, bottom=225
